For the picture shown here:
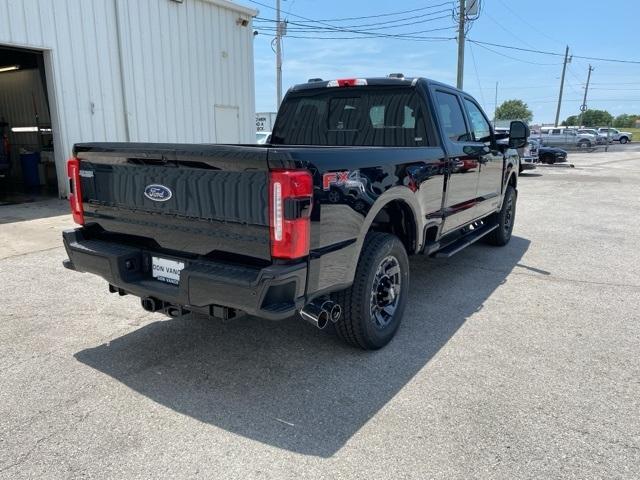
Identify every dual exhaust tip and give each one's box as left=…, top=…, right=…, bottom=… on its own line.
left=141, top=297, right=188, bottom=318
left=142, top=295, right=342, bottom=328
left=300, top=299, right=342, bottom=330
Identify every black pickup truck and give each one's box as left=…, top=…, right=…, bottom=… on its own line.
left=63, top=75, right=528, bottom=349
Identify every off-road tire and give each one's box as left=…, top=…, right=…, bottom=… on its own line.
left=333, top=232, right=409, bottom=350
left=485, top=184, right=516, bottom=246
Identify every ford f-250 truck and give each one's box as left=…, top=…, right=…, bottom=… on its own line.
left=62, top=75, right=529, bottom=350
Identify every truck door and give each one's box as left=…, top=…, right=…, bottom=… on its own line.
left=462, top=97, right=503, bottom=218
left=433, top=89, right=479, bottom=233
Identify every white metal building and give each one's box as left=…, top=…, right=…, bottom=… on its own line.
left=0, top=0, right=257, bottom=197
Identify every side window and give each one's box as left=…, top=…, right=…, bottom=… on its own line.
left=463, top=98, right=491, bottom=143
left=435, top=91, right=471, bottom=142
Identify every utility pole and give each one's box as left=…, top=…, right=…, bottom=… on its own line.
left=554, top=45, right=570, bottom=127
left=493, top=81, right=498, bottom=127
left=456, top=0, right=465, bottom=89
left=579, top=64, right=594, bottom=126
left=275, top=0, right=283, bottom=108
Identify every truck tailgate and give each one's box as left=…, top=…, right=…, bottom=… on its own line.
left=74, top=143, right=271, bottom=260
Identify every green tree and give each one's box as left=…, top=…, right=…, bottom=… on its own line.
left=563, top=115, right=579, bottom=126
left=495, top=99, right=533, bottom=122
left=581, top=109, right=613, bottom=127
left=613, top=114, right=639, bottom=128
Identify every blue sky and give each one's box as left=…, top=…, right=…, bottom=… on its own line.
left=240, top=0, right=638, bottom=124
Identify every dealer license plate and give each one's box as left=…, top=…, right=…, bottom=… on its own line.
left=152, top=257, right=185, bottom=285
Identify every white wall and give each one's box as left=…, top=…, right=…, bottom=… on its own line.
left=0, top=0, right=256, bottom=196
left=116, top=0, right=256, bottom=145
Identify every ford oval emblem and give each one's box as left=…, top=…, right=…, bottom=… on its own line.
left=144, top=184, right=172, bottom=202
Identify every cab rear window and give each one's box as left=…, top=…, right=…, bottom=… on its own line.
left=271, top=88, right=430, bottom=147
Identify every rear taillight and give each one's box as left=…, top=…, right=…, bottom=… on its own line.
left=67, top=157, right=84, bottom=225
left=269, top=170, right=313, bottom=259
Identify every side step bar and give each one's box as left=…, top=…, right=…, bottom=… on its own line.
left=432, top=223, right=499, bottom=258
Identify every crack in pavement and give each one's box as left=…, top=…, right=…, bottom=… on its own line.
left=0, top=404, right=100, bottom=474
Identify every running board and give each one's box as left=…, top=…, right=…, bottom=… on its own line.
left=432, top=223, right=499, bottom=258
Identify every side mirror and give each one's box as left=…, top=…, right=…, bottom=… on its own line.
left=509, top=121, right=530, bottom=149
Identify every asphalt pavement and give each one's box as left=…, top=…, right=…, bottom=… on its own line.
left=1, top=145, right=639, bottom=479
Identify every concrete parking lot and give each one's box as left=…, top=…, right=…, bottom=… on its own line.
left=1, top=145, right=639, bottom=479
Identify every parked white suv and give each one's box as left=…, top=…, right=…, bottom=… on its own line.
left=539, top=127, right=596, bottom=149
left=596, top=128, right=633, bottom=144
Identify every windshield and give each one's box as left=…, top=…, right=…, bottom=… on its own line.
left=271, top=87, right=430, bottom=147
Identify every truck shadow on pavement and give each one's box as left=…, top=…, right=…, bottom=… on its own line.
left=75, top=236, right=530, bottom=458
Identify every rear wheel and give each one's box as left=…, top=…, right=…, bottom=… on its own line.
left=333, top=232, right=409, bottom=350
left=485, top=184, right=516, bottom=246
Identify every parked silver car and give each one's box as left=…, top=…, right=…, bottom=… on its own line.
left=539, top=127, right=596, bottom=149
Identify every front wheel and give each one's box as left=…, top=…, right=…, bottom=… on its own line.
left=333, top=232, right=409, bottom=350
left=619, top=136, right=629, bottom=144
left=578, top=140, right=590, bottom=149
left=485, top=184, right=516, bottom=246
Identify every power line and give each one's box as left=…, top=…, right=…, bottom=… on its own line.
left=482, top=11, right=539, bottom=50
left=257, top=24, right=457, bottom=37
left=467, top=39, right=640, bottom=65
left=567, top=65, right=585, bottom=85
left=589, top=87, right=640, bottom=91
left=476, top=85, right=574, bottom=91
left=310, top=1, right=454, bottom=22
left=254, top=8, right=454, bottom=30
left=590, top=83, right=639, bottom=86
left=495, top=0, right=564, bottom=47
left=468, top=42, right=487, bottom=108
left=258, top=15, right=452, bottom=39
left=471, top=40, right=562, bottom=66
left=277, top=33, right=455, bottom=41
left=255, top=13, right=455, bottom=33
left=527, top=98, right=640, bottom=104
left=250, top=0, right=460, bottom=43
left=255, top=17, right=457, bottom=40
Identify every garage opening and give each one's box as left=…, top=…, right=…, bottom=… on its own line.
left=0, top=46, right=58, bottom=205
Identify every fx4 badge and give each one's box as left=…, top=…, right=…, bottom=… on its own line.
left=322, top=171, right=350, bottom=190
